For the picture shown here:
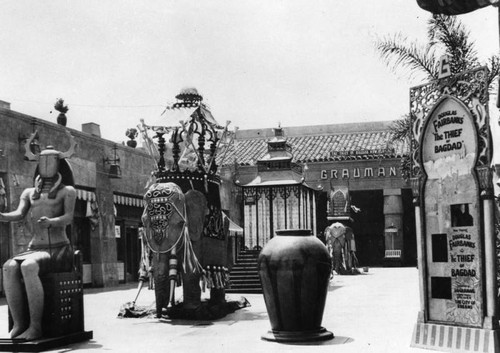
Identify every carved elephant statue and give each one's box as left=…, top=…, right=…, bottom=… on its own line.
left=324, top=222, right=358, bottom=275
left=142, top=182, right=210, bottom=317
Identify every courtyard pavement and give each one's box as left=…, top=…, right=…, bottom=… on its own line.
left=0, top=267, right=431, bottom=353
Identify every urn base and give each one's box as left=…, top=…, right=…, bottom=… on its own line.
left=261, top=327, right=334, bottom=343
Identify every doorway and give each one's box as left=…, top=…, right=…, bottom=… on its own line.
left=116, top=223, right=141, bottom=283
left=125, top=226, right=140, bottom=282
left=351, top=190, right=385, bottom=266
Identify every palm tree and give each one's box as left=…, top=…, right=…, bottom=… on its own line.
left=375, top=14, right=500, bottom=180
left=376, top=15, right=499, bottom=86
left=386, top=115, right=413, bottom=181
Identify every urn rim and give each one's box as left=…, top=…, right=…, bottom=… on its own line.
left=275, top=229, right=312, bottom=236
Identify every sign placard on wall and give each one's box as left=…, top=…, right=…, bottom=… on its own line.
left=409, top=66, right=499, bottom=353
left=421, top=96, right=482, bottom=327
left=115, top=225, right=121, bottom=238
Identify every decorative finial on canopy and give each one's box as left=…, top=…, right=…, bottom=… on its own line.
left=175, top=87, right=203, bottom=103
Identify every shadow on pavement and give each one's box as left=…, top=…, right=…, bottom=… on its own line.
left=130, top=305, right=268, bottom=327
left=276, top=336, right=354, bottom=346
left=217, top=308, right=268, bottom=322
left=84, top=282, right=139, bottom=296
left=328, top=282, right=342, bottom=292
left=57, top=340, right=103, bottom=352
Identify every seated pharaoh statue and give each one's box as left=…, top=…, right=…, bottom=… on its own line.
left=0, top=133, right=77, bottom=340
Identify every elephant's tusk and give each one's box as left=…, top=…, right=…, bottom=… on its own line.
left=132, top=280, right=145, bottom=308
left=168, top=248, right=178, bottom=305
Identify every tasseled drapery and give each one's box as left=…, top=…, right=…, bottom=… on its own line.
left=200, top=266, right=230, bottom=291
left=174, top=265, right=231, bottom=291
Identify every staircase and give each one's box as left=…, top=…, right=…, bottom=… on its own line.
left=226, top=250, right=263, bottom=294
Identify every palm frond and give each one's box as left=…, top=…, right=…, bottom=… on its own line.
left=427, top=15, right=479, bottom=74
left=375, top=34, right=439, bottom=81
left=389, top=115, right=412, bottom=144
left=388, top=115, right=412, bottom=181
left=376, top=14, right=497, bottom=181
left=486, top=55, right=500, bottom=92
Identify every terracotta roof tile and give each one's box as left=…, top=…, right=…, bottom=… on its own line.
left=217, top=125, right=408, bottom=167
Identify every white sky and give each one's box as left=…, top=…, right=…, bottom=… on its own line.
left=1, top=1, right=499, bottom=144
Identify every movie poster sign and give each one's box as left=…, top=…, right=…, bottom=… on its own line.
left=421, top=96, right=483, bottom=327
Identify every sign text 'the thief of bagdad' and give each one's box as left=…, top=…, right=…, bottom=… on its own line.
left=410, top=56, right=500, bottom=352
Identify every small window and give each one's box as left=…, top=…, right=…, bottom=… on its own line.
left=431, top=277, right=452, bottom=299
left=451, top=203, right=473, bottom=227
left=431, top=233, right=448, bottom=262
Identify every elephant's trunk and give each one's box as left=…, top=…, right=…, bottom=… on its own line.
left=332, top=243, right=345, bottom=275
left=153, top=252, right=170, bottom=318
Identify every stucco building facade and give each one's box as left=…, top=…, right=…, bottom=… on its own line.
left=0, top=102, right=152, bottom=288
left=0, top=101, right=416, bottom=293
left=220, top=121, right=416, bottom=267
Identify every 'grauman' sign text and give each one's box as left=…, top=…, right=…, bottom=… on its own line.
left=320, top=167, right=398, bottom=180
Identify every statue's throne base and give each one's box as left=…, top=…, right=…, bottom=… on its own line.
left=0, top=252, right=93, bottom=352
left=0, top=331, right=93, bottom=352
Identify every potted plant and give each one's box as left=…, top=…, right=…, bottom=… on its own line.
left=54, top=98, right=69, bottom=126
left=125, top=128, right=138, bottom=148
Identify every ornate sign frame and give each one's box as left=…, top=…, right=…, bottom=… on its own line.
left=410, top=66, right=500, bottom=352
left=410, top=66, right=491, bottom=180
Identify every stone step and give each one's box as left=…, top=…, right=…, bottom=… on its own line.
left=232, top=262, right=258, bottom=267
left=231, top=280, right=260, bottom=286
left=233, top=258, right=258, bottom=263
left=239, top=250, right=260, bottom=254
left=237, top=252, right=260, bottom=258
left=235, top=256, right=259, bottom=262
left=231, top=271, right=259, bottom=277
left=227, top=251, right=263, bottom=293
left=233, top=260, right=257, bottom=265
left=230, top=278, right=261, bottom=284
left=231, top=266, right=258, bottom=272
left=233, top=262, right=258, bottom=268
left=229, top=285, right=261, bottom=291
left=230, top=278, right=261, bottom=283
left=228, top=281, right=262, bottom=287
left=231, top=271, right=259, bottom=276
left=226, top=288, right=263, bottom=294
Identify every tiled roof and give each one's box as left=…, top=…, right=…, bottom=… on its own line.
left=217, top=123, right=407, bottom=167
left=243, top=170, right=304, bottom=186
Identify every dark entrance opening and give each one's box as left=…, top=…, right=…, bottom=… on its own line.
left=402, top=188, right=417, bottom=267
left=351, top=190, right=384, bottom=266
left=125, top=227, right=140, bottom=282
left=115, top=203, right=143, bottom=283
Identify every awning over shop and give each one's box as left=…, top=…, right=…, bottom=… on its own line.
left=222, top=211, right=243, bottom=235
left=113, top=194, right=144, bottom=208
left=76, top=188, right=96, bottom=202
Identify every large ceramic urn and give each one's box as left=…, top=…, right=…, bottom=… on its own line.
left=258, top=229, right=333, bottom=342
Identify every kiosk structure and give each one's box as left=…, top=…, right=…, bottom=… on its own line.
left=410, top=66, right=500, bottom=352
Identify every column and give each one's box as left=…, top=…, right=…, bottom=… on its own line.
left=383, top=189, right=404, bottom=263
left=479, top=165, right=498, bottom=329
left=411, top=176, right=426, bottom=323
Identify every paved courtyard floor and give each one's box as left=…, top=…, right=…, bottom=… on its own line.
left=0, top=267, right=431, bottom=353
